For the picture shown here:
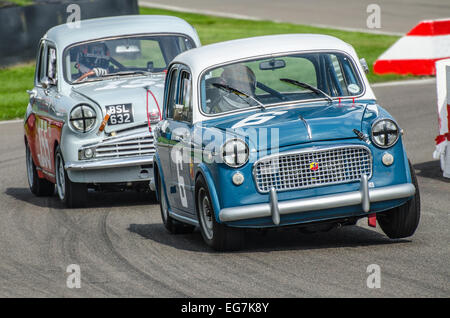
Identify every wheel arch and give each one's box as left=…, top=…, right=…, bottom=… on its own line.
left=195, top=163, right=222, bottom=223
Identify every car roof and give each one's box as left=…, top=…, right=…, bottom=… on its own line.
left=43, top=15, right=201, bottom=49
left=172, top=34, right=356, bottom=73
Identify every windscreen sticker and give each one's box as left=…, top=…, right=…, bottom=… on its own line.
left=347, top=84, right=360, bottom=94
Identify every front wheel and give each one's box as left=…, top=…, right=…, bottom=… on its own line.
left=26, top=143, right=54, bottom=196
left=55, top=147, right=87, bottom=208
left=196, top=175, right=244, bottom=251
left=378, top=160, right=420, bottom=239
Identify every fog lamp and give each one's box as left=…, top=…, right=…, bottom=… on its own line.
left=232, top=172, right=245, bottom=186
left=382, top=152, right=394, bottom=166
left=84, top=148, right=94, bottom=159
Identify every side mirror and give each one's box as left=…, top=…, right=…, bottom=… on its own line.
left=41, top=77, right=56, bottom=89
left=173, top=104, right=184, bottom=121
left=360, top=58, right=369, bottom=74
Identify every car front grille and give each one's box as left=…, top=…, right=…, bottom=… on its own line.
left=253, top=145, right=372, bottom=193
left=80, top=128, right=155, bottom=160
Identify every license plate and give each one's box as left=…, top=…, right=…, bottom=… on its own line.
left=106, top=103, right=134, bottom=125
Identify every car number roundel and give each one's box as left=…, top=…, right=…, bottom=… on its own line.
left=231, top=111, right=287, bottom=129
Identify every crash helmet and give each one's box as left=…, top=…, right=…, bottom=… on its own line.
left=76, top=42, right=110, bottom=71
left=220, top=64, right=257, bottom=96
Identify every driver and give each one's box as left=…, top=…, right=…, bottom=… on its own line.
left=74, top=42, right=110, bottom=82
left=211, top=64, right=257, bottom=113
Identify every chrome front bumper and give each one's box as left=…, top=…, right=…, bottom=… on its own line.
left=219, top=175, right=416, bottom=224
left=65, top=155, right=153, bottom=171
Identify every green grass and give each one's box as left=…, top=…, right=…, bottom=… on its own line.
left=0, top=62, right=34, bottom=120
left=0, top=6, right=423, bottom=120
left=3, top=0, right=33, bottom=6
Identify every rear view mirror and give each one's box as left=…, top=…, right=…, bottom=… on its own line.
left=259, top=59, right=286, bottom=71
left=115, top=45, right=140, bottom=54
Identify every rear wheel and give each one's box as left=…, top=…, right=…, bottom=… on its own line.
left=378, top=160, right=420, bottom=239
left=55, top=147, right=87, bottom=208
left=26, top=143, right=54, bottom=196
left=158, top=173, right=195, bottom=234
left=196, top=175, right=244, bottom=251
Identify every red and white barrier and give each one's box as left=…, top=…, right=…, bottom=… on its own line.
left=433, top=58, right=450, bottom=178
left=374, top=19, right=450, bottom=76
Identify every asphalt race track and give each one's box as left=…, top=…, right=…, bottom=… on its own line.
left=0, top=80, right=449, bottom=297
left=140, top=0, right=450, bottom=34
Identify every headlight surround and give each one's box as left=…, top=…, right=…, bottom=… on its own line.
left=69, top=104, right=97, bottom=133
left=371, top=118, right=400, bottom=148
left=221, top=138, right=249, bottom=168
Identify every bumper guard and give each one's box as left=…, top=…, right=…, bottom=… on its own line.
left=219, top=175, right=415, bottom=224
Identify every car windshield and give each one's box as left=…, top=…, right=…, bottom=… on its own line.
left=200, top=52, right=364, bottom=115
left=64, top=34, right=195, bottom=84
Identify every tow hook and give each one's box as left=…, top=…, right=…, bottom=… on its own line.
left=368, top=213, right=377, bottom=228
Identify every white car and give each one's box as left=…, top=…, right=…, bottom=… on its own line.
left=24, top=15, right=201, bottom=207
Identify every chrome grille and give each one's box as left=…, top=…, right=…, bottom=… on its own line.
left=253, top=145, right=372, bottom=193
left=81, top=128, right=155, bottom=160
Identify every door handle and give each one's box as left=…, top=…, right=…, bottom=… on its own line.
left=171, top=132, right=189, bottom=142
left=49, top=104, right=57, bottom=114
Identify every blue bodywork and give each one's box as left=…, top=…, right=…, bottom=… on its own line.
left=154, top=98, right=413, bottom=228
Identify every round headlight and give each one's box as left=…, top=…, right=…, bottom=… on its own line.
left=69, top=104, right=97, bottom=133
left=371, top=119, right=399, bottom=148
left=221, top=138, right=249, bottom=168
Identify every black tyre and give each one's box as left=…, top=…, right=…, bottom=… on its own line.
left=26, top=143, right=54, bottom=196
left=158, top=172, right=195, bottom=234
left=195, top=175, right=244, bottom=251
left=378, top=160, right=420, bottom=239
left=55, top=146, right=87, bottom=208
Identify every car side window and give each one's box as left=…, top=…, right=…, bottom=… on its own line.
left=327, top=54, right=362, bottom=97
left=166, top=67, right=179, bottom=119
left=36, top=43, right=46, bottom=85
left=174, top=71, right=192, bottom=122
left=47, top=46, right=57, bottom=84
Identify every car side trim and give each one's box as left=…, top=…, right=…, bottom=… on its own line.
left=219, top=179, right=415, bottom=223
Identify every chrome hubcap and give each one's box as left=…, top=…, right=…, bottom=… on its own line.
left=198, top=188, right=214, bottom=240
left=56, top=154, right=65, bottom=200
left=26, top=147, right=34, bottom=188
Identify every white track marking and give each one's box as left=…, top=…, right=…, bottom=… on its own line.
left=371, top=78, right=436, bottom=88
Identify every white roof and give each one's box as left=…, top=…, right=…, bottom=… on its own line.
left=44, top=15, right=201, bottom=50
left=173, top=34, right=357, bottom=73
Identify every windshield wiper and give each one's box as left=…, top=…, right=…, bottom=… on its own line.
left=280, top=78, right=333, bottom=103
left=102, top=70, right=150, bottom=77
left=212, top=82, right=265, bottom=110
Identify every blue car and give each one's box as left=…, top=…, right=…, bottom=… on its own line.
left=151, top=34, right=420, bottom=251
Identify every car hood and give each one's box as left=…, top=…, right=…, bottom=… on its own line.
left=201, top=102, right=368, bottom=150
left=71, top=74, right=165, bottom=133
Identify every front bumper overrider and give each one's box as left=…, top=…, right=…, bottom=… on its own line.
left=219, top=175, right=415, bottom=224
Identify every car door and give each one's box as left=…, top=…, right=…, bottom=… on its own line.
left=33, top=42, right=60, bottom=178
left=167, top=68, right=195, bottom=213
left=159, top=66, right=195, bottom=213
left=156, top=65, right=179, bottom=208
